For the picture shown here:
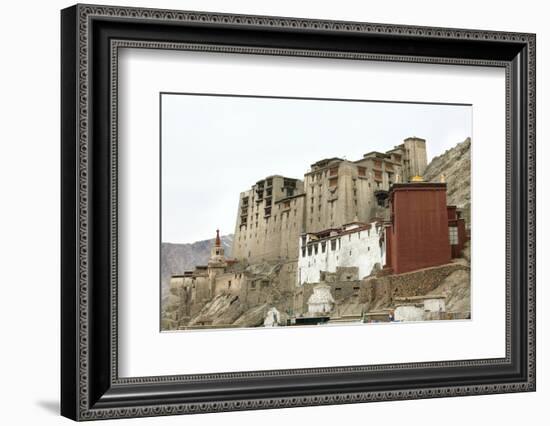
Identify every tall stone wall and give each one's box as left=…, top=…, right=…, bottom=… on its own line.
left=275, top=195, right=305, bottom=260
left=232, top=177, right=305, bottom=263
left=403, top=137, right=428, bottom=179
left=304, top=161, right=357, bottom=233
left=303, top=158, right=402, bottom=234
left=363, top=263, right=469, bottom=311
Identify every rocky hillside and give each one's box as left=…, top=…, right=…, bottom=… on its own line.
left=162, top=259, right=295, bottom=330
left=424, top=137, right=471, bottom=226
left=161, top=235, right=233, bottom=300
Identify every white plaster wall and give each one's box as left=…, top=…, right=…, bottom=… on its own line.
left=394, top=305, right=424, bottom=322
left=297, top=223, right=385, bottom=285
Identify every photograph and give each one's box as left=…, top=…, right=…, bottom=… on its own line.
left=160, top=94, right=472, bottom=331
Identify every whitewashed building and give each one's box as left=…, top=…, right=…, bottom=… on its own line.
left=394, top=295, right=447, bottom=322
left=297, top=222, right=385, bottom=285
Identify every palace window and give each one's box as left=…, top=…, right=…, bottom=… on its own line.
left=449, top=226, right=459, bottom=245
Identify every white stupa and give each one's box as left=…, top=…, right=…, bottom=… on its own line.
left=307, top=283, right=335, bottom=315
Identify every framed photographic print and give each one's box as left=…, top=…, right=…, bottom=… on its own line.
left=61, top=4, right=536, bottom=421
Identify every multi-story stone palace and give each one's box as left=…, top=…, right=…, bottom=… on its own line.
left=166, top=136, right=468, bottom=328
left=232, top=136, right=428, bottom=263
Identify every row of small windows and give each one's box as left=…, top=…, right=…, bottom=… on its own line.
left=301, top=230, right=375, bottom=256
left=301, top=239, right=340, bottom=257
left=309, top=168, right=338, bottom=182
left=240, top=209, right=299, bottom=227
left=247, top=279, right=270, bottom=291
left=241, top=196, right=298, bottom=210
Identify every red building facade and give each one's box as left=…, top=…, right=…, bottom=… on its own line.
left=384, top=182, right=466, bottom=275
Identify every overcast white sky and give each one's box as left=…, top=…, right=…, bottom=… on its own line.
left=161, top=94, right=471, bottom=243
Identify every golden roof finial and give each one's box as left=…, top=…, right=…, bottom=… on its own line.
left=440, top=174, right=446, bottom=183
left=411, top=175, right=424, bottom=182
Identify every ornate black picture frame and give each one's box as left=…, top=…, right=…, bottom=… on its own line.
left=61, top=4, right=536, bottom=421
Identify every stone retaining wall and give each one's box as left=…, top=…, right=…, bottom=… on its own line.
left=362, top=262, right=470, bottom=311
